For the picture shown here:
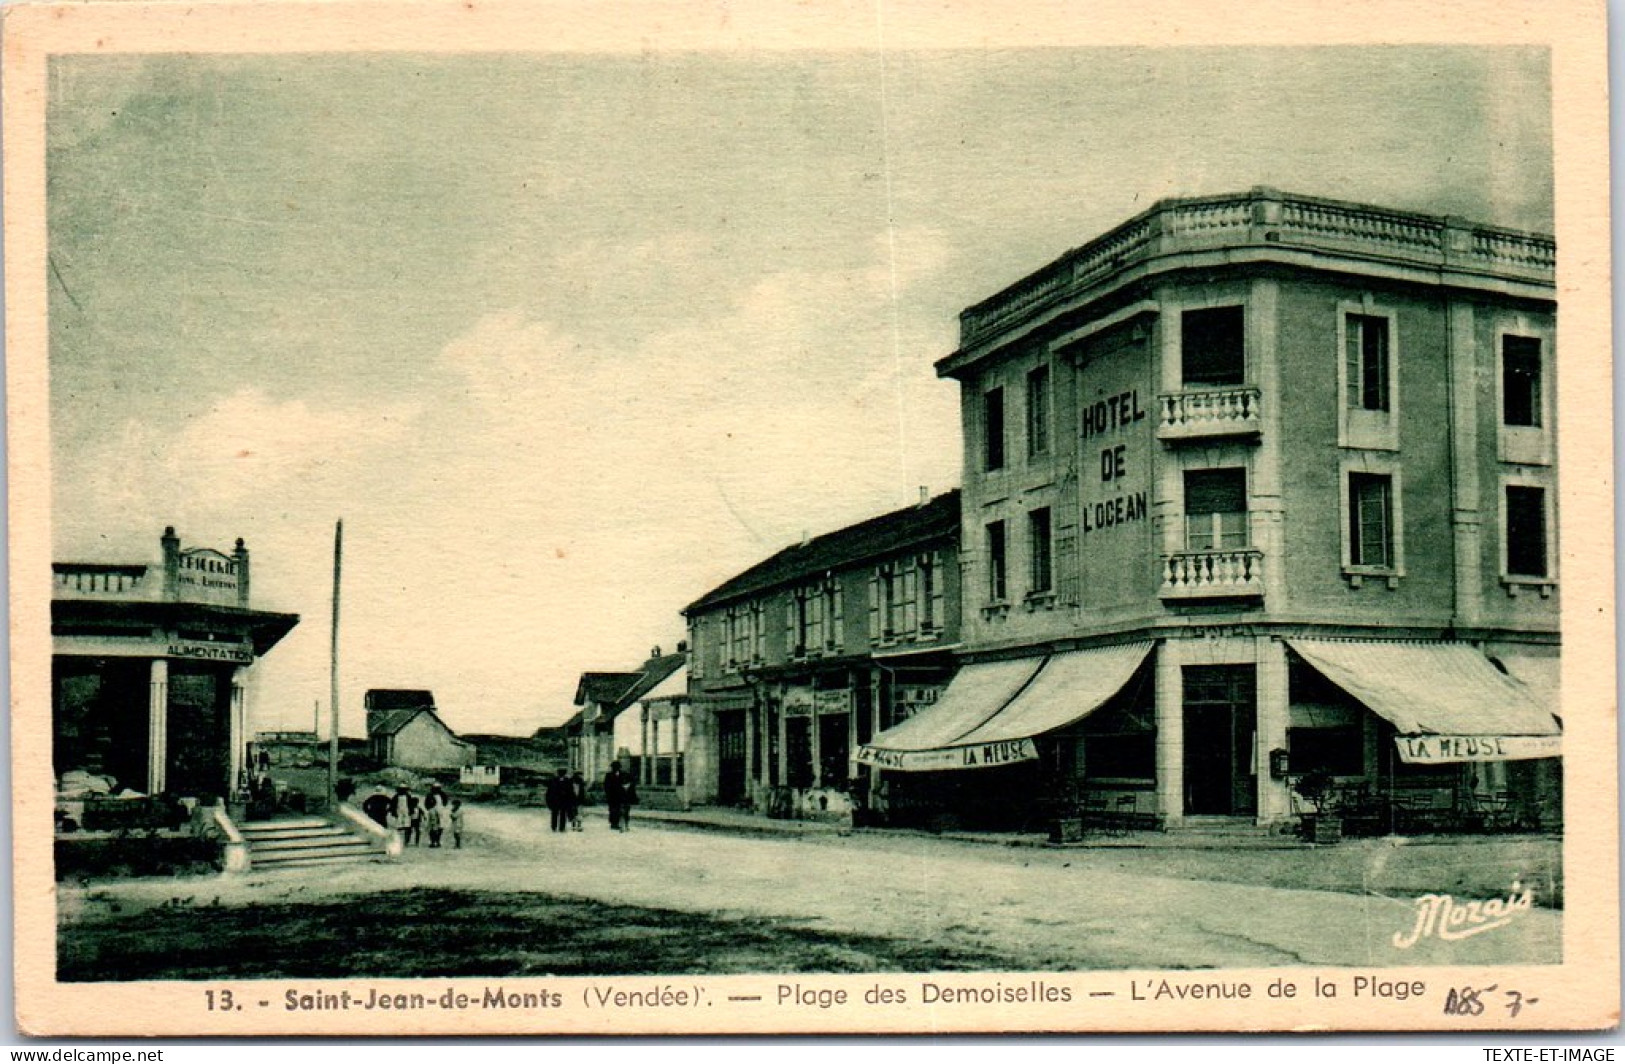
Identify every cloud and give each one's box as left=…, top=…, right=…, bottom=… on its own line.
left=166, top=389, right=421, bottom=497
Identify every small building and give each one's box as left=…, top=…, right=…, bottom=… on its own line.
left=625, top=664, right=692, bottom=808
left=463, top=733, right=564, bottom=786
left=568, top=646, right=687, bottom=784
left=250, top=730, right=323, bottom=770
left=52, top=527, right=299, bottom=806
left=364, top=690, right=475, bottom=771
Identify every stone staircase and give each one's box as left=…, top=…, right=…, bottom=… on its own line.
left=236, top=816, right=383, bottom=870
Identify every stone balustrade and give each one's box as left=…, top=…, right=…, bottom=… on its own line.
left=957, top=188, right=1555, bottom=347
left=1157, top=386, right=1262, bottom=441
left=1160, top=549, right=1266, bottom=599
left=53, top=564, right=151, bottom=597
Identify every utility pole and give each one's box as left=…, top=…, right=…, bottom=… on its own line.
left=328, top=519, right=343, bottom=803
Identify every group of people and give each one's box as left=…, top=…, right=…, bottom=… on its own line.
left=362, top=782, right=464, bottom=849
left=545, top=761, right=638, bottom=832
left=543, top=769, right=588, bottom=832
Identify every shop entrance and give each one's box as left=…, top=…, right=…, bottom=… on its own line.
left=1182, top=664, right=1257, bottom=817
left=716, top=710, right=747, bottom=806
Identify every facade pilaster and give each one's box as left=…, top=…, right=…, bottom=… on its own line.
left=1254, top=636, right=1291, bottom=824
left=1449, top=300, right=1484, bottom=627
left=1249, top=278, right=1286, bottom=606
left=229, top=667, right=248, bottom=799
left=147, top=658, right=169, bottom=794
left=1153, top=643, right=1182, bottom=827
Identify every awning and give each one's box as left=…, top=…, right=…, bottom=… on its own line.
left=1286, top=639, right=1561, bottom=764
left=857, top=643, right=1153, bottom=772
left=855, top=657, right=1043, bottom=771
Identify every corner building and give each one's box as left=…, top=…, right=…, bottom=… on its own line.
left=862, top=189, right=1559, bottom=832
left=53, top=527, right=299, bottom=804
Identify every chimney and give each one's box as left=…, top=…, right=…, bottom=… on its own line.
left=161, top=526, right=181, bottom=601
left=650, top=645, right=662, bottom=660
left=918, top=485, right=929, bottom=506
left=234, top=537, right=251, bottom=607
left=677, top=639, right=689, bottom=654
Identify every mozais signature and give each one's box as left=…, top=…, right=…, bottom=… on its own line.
left=1393, top=880, right=1535, bottom=949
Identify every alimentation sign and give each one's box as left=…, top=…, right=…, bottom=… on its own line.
left=167, top=640, right=253, bottom=664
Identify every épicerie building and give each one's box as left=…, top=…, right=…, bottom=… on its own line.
left=856, top=188, right=1560, bottom=833
left=53, top=527, right=299, bottom=803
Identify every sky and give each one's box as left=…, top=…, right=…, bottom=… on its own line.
left=46, top=46, right=1553, bottom=737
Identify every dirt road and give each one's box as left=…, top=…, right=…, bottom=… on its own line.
left=60, top=805, right=1560, bottom=971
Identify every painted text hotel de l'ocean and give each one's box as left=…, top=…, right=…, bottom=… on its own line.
left=669, top=188, right=1559, bottom=835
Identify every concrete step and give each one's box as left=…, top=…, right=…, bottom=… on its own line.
left=1167, top=817, right=1272, bottom=836
left=237, top=825, right=353, bottom=843
left=250, top=834, right=374, bottom=853
left=238, top=817, right=330, bottom=835
left=250, top=841, right=378, bottom=865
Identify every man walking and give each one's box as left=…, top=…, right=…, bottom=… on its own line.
left=545, top=768, right=571, bottom=833
left=603, top=760, right=635, bottom=832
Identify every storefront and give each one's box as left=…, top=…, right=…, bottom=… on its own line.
left=52, top=528, right=299, bottom=811
left=859, top=635, right=1560, bottom=834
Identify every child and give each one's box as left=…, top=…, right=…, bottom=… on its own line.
left=449, top=799, right=465, bottom=849
left=425, top=794, right=445, bottom=849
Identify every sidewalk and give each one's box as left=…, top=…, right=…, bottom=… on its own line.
left=585, top=804, right=851, bottom=838
left=596, top=801, right=1561, bottom=855
left=599, top=803, right=1305, bottom=849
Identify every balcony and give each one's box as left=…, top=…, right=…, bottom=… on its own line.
left=1160, top=549, right=1265, bottom=600
left=1156, top=387, right=1262, bottom=442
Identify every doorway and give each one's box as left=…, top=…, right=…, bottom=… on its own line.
left=1182, top=664, right=1257, bottom=816
left=716, top=710, right=747, bottom=806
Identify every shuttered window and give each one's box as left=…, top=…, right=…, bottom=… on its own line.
left=1348, top=473, right=1393, bottom=569
left=1345, top=314, right=1391, bottom=412
left=1184, top=468, right=1248, bottom=551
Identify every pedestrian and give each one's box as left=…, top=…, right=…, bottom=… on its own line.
left=545, top=769, right=571, bottom=833
left=603, top=760, right=635, bottom=832
left=408, top=789, right=424, bottom=846
left=389, top=785, right=414, bottom=841
left=569, top=771, right=587, bottom=831
left=449, top=799, right=465, bottom=849
left=362, top=785, right=392, bottom=827
left=424, top=784, right=446, bottom=848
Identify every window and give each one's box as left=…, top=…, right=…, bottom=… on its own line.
left=1505, top=485, right=1548, bottom=578
left=1028, top=508, right=1053, bottom=595
left=983, top=387, right=1006, bottom=471
left=1347, top=473, right=1394, bottom=569
left=727, top=606, right=753, bottom=668
left=987, top=521, right=1008, bottom=602
left=1345, top=314, right=1391, bottom=412
left=1025, top=365, right=1050, bottom=458
left=918, top=554, right=937, bottom=631
left=822, top=578, right=843, bottom=652
left=806, top=588, right=825, bottom=653
left=1502, top=335, right=1543, bottom=427
left=1183, top=468, right=1248, bottom=551
left=790, top=591, right=810, bottom=656
left=1181, top=306, right=1245, bottom=387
